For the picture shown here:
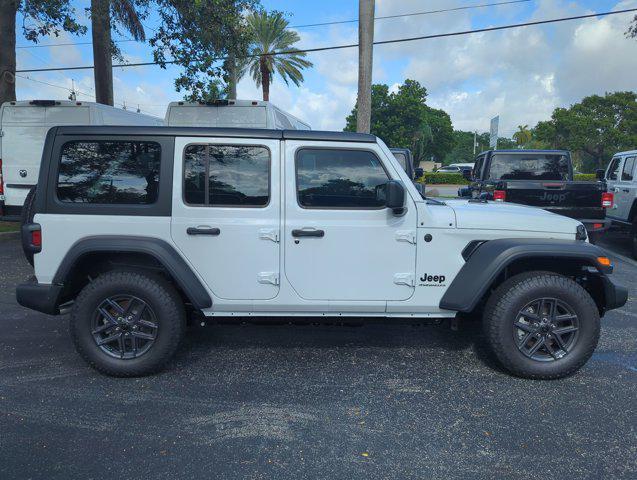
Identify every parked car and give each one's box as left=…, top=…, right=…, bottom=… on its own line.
left=17, top=126, right=626, bottom=379
left=390, top=147, right=425, bottom=180
left=164, top=99, right=310, bottom=130
left=460, top=149, right=613, bottom=242
left=0, top=100, right=162, bottom=222
left=603, top=150, right=637, bottom=258
left=437, top=164, right=473, bottom=174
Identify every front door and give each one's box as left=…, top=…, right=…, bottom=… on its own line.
left=171, top=137, right=280, bottom=301
left=283, top=141, right=417, bottom=303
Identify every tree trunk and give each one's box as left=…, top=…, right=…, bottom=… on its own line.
left=356, top=0, right=375, bottom=133
left=0, top=0, right=18, bottom=106
left=91, top=0, right=114, bottom=106
left=260, top=56, right=270, bottom=102
left=226, top=54, right=237, bottom=99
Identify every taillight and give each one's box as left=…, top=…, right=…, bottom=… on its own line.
left=601, top=192, right=613, bottom=208
left=0, top=158, right=4, bottom=195
left=493, top=190, right=506, bottom=202
left=31, top=229, right=42, bottom=247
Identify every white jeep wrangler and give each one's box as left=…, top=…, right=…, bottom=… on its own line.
left=17, top=126, right=627, bottom=378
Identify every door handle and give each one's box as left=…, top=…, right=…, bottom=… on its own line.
left=187, top=227, right=220, bottom=236
left=292, top=229, right=325, bottom=238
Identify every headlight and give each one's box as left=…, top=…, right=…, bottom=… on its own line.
left=576, top=224, right=587, bottom=241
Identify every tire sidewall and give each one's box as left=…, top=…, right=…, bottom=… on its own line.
left=71, top=273, right=184, bottom=376
left=488, top=274, right=599, bottom=378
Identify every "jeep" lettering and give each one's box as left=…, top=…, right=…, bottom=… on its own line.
left=420, top=273, right=446, bottom=283
left=540, top=191, right=567, bottom=203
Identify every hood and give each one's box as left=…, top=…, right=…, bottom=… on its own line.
left=445, top=199, right=581, bottom=235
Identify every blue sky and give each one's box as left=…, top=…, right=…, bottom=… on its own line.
left=14, top=0, right=637, bottom=136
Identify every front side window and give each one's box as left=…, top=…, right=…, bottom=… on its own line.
left=184, top=144, right=270, bottom=207
left=607, top=157, right=622, bottom=181
left=57, top=141, right=161, bottom=204
left=296, top=148, right=389, bottom=208
left=488, top=153, right=570, bottom=181
left=622, top=157, right=635, bottom=181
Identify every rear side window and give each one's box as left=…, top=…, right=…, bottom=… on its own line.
left=607, top=157, right=622, bottom=181
left=296, top=148, right=389, bottom=208
left=183, top=144, right=270, bottom=207
left=57, top=141, right=161, bottom=204
left=622, top=157, right=635, bottom=181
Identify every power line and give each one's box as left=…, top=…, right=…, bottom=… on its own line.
left=15, top=0, right=528, bottom=50
left=15, top=7, right=637, bottom=74
left=290, top=0, right=531, bottom=29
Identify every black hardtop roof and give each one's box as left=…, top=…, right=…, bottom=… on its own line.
left=53, top=125, right=377, bottom=143
left=479, top=149, right=570, bottom=156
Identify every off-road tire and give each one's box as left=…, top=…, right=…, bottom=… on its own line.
left=483, top=271, right=600, bottom=380
left=70, top=270, right=186, bottom=377
left=20, top=186, right=37, bottom=266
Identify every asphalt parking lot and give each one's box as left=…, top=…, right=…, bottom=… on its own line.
left=0, top=231, right=635, bottom=479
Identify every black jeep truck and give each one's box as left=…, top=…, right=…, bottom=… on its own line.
left=461, top=150, right=612, bottom=241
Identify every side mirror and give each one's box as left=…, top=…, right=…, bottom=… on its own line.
left=596, top=169, right=605, bottom=181
left=462, top=169, right=473, bottom=181
left=384, top=180, right=406, bottom=215
left=414, top=167, right=424, bottom=180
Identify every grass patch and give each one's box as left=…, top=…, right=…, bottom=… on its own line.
left=0, top=222, right=20, bottom=233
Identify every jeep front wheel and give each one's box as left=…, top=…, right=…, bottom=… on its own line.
left=483, top=271, right=600, bottom=379
left=70, top=270, right=186, bottom=377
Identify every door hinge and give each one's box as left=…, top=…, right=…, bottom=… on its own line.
left=259, top=228, right=279, bottom=243
left=395, top=230, right=416, bottom=244
left=393, top=273, right=415, bottom=287
left=257, top=272, right=279, bottom=286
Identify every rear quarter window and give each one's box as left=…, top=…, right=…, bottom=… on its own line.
left=57, top=140, right=161, bottom=204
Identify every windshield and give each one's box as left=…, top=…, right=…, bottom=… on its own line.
left=488, top=153, right=570, bottom=181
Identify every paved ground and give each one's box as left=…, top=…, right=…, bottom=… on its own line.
left=0, top=232, right=635, bottom=480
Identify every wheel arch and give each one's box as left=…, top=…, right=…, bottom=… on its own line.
left=53, top=236, right=212, bottom=310
left=440, top=238, right=613, bottom=314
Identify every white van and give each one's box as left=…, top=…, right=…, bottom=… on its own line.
left=0, top=100, right=163, bottom=220
left=164, top=99, right=311, bottom=130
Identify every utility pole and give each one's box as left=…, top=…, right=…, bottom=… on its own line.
left=356, top=0, right=374, bottom=133
left=473, top=130, right=477, bottom=155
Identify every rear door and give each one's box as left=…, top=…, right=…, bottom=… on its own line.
left=170, top=136, right=281, bottom=302
left=283, top=141, right=418, bottom=304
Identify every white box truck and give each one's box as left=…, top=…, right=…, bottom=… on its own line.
left=164, top=99, right=311, bottom=130
left=0, top=100, right=163, bottom=221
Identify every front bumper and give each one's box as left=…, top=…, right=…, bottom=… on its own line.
left=601, top=276, right=628, bottom=312
left=16, top=277, right=63, bottom=315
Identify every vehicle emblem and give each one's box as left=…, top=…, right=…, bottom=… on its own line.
left=19, top=169, right=27, bottom=178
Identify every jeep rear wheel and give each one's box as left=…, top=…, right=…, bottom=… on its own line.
left=483, top=271, right=600, bottom=379
left=70, top=270, right=186, bottom=377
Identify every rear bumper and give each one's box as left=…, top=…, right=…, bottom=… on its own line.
left=601, top=276, right=628, bottom=312
left=16, top=277, right=63, bottom=315
left=580, top=218, right=611, bottom=233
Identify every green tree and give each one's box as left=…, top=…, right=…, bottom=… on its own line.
left=512, top=124, right=532, bottom=147
left=151, top=0, right=258, bottom=102
left=345, top=79, right=454, bottom=165
left=627, top=15, right=636, bottom=38
left=0, top=0, right=86, bottom=105
left=238, top=11, right=313, bottom=101
left=534, top=91, right=637, bottom=170
left=183, top=79, right=225, bottom=103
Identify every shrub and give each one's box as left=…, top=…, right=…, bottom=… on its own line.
left=574, top=173, right=597, bottom=182
left=419, top=172, right=469, bottom=185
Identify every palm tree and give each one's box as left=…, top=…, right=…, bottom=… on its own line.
left=512, top=124, right=532, bottom=147
left=91, top=0, right=146, bottom=105
left=240, top=11, right=313, bottom=102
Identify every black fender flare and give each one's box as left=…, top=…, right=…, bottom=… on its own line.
left=439, top=238, right=611, bottom=312
left=53, top=236, right=212, bottom=309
